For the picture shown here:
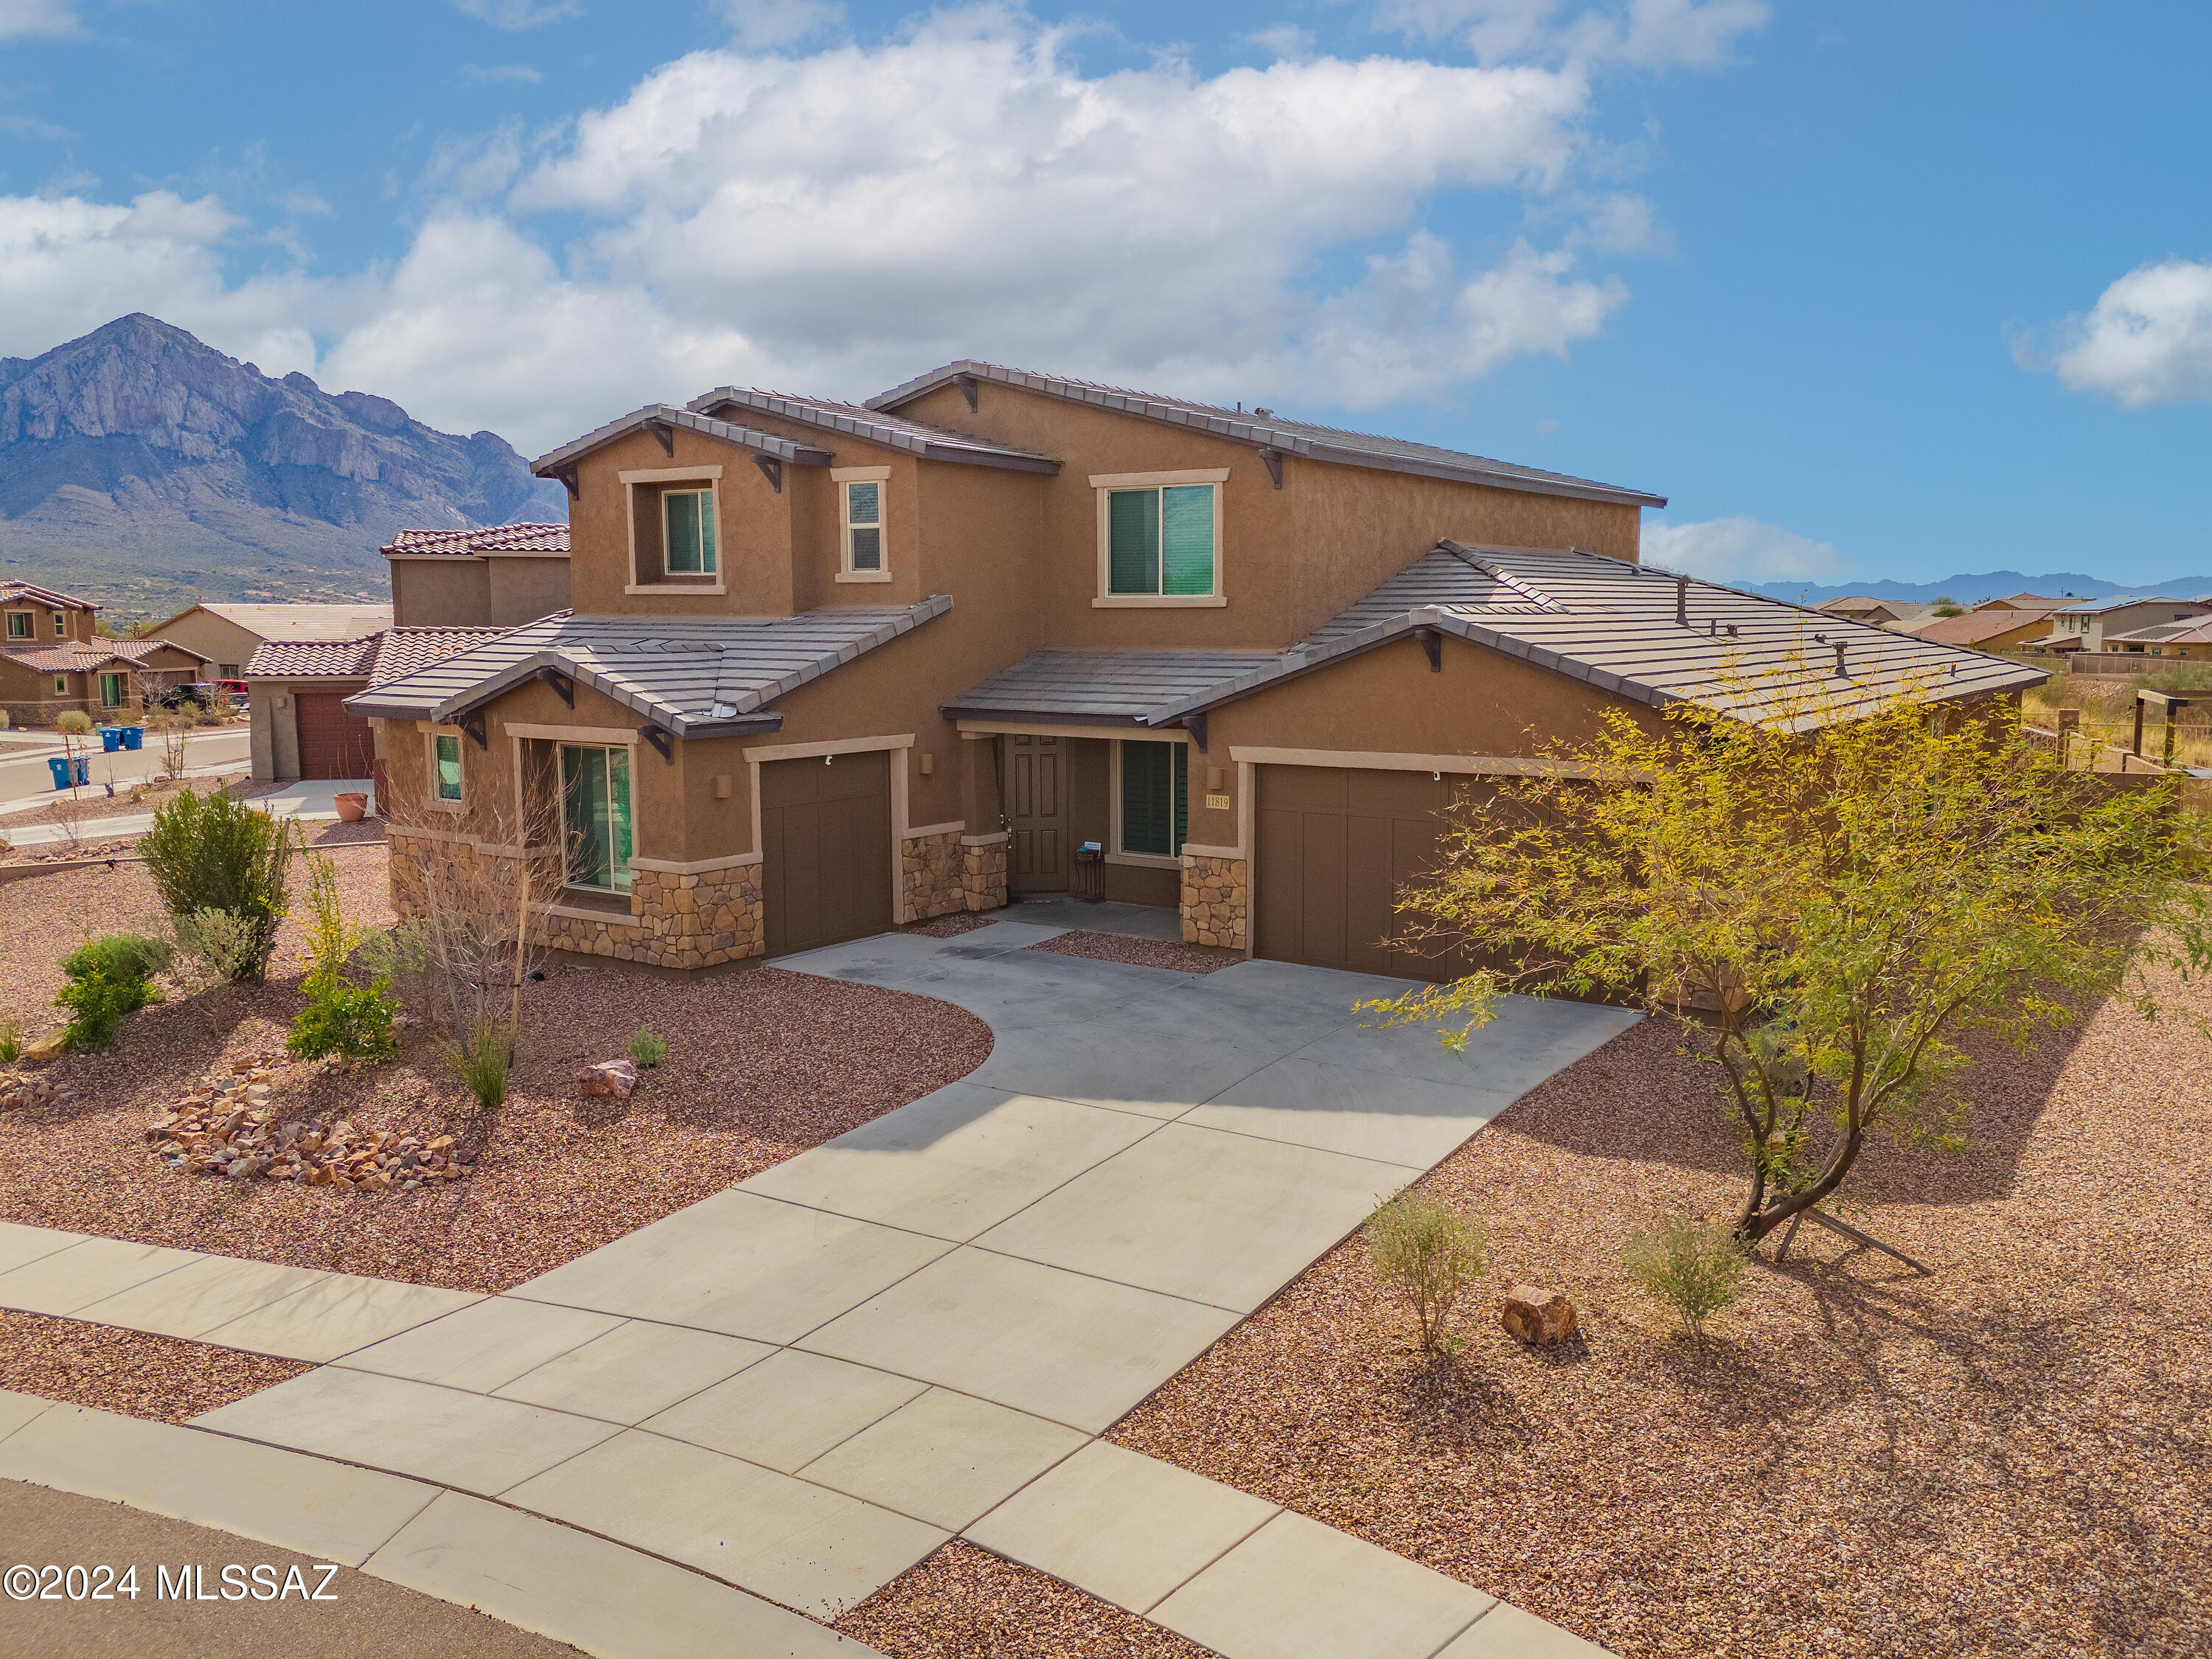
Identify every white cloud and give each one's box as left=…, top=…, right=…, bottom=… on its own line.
left=1363, top=0, right=1767, bottom=68
left=0, top=0, right=79, bottom=41
left=1642, top=515, right=1846, bottom=582
left=463, top=63, right=545, bottom=83
left=717, top=0, right=844, bottom=50
left=2031, top=257, right=2212, bottom=408
left=455, top=0, right=580, bottom=29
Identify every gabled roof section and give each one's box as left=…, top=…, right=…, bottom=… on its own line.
left=6, top=637, right=208, bottom=673
left=1130, top=544, right=2047, bottom=734
left=347, top=599, right=953, bottom=740
left=530, top=405, right=835, bottom=478
left=383, top=524, right=570, bottom=559
left=246, top=637, right=378, bottom=678
left=158, top=602, right=394, bottom=641
left=0, top=580, right=97, bottom=612
left=867, top=361, right=1665, bottom=508
left=942, top=648, right=1284, bottom=726
left=685, top=386, right=1060, bottom=473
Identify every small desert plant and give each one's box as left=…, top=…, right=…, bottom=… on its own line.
left=448, top=1015, right=509, bottom=1110
left=55, top=932, right=173, bottom=1050
left=139, top=790, right=294, bottom=981
left=55, top=710, right=93, bottom=737
left=1624, top=1213, right=1746, bottom=1344
left=353, top=917, right=436, bottom=984
left=286, top=849, right=399, bottom=1062
left=1368, top=1192, right=1486, bottom=1352
left=0, top=1019, right=21, bottom=1063
left=149, top=706, right=189, bottom=779
left=172, top=908, right=270, bottom=984
left=0, top=709, right=10, bottom=731
left=627, top=1028, right=667, bottom=1068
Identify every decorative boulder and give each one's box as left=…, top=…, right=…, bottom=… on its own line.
left=579, top=1059, right=639, bottom=1099
left=1498, top=1285, right=1579, bottom=1346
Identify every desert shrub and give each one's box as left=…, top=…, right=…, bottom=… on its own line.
left=172, top=908, right=269, bottom=985
left=0, top=1019, right=21, bottom=1063
left=1368, top=1192, right=1486, bottom=1352
left=286, top=848, right=397, bottom=1061
left=0, top=709, right=11, bottom=731
left=139, top=790, right=293, bottom=981
left=628, top=1028, right=667, bottom=1068
left=1624, top=1213, right=1746, bottom=1343
left=353, top=917, right=436, bottom=984
left=55, top=932, right=171, bottom=1050
left=448, top=1015, right=509, bottom=1110
left=55, top=711, right=93, bottom=737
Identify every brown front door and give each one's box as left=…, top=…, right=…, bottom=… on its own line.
left=1253, top=765, right=1475, bottom=981
left=760, top=749, right=894, bottom=956
left=1004, top=733, right=1067, bottom=894
left=294, top=690, right=375, bottom=779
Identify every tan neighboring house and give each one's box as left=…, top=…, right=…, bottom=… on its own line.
left=247, top=627, right=504, bottom=782
left=146, top=602, right=395, bottom=681
left=1908, top=606, right=2065, bottom=654
left=1974, top=593, right=2067, bottom=611
left=0, top=580, right=207, bottom=726
left=384, top=524, right=571, bottom=627
left=347, top=361, right=2045, bottom=979
left=2023, top=595, right=2212, bottom=654
left=1818, top=596, right=1903, bottom=625
left=2101, top=616, right=2212, bottom=659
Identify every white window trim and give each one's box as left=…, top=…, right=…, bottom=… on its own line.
left=621, top=466, right=726, bottom=593
left=1093, top=472, right=1227, bottom=608
left=832, top=465, right=893, bottom=582
left=55, top=676, right=68, bottom=694
left=425, top=726, right=465, bottom=814
left=52, top=611, right=66, bottom=637
left=1107, top=736, right=1191, bottom=869
left=662, top=487, right=719, bottom=579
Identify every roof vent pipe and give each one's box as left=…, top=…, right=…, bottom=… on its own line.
left=1675, top=574, right=1688, bottom=627
left=1833, top=641, right=1848, bottom=678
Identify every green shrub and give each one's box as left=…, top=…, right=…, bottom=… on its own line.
left=139, top=790, right=294, bottom=981
left=288, top=976, right=399, bottom=1062
left=55, top=932, right=170, bottom=1050
left=448, top=1016, right=509, bottom=1111
left=627, top=1028, right=667, bottom=1068
left=60, top=932, right=174, bottom=984
left=1624, top=1213, right=1746, bottom=1344
left=1368, top=1192, right=1486, bottom=1352
left=172, top=908, right=268, bottom=987
left=0, top=1019, right=20, bottom=1064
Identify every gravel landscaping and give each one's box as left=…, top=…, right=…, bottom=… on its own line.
left=0, top=849, right=994, bottom=1291
left=0, top=1310, right=310, bottom=1423
left=1108, top=967, right=2212, bottom=1659
left=900, top=911, right=1001, bottom=938
left=1026, top=930, right=1239, bottom=974
left=836, top=1542, right=1212, bottom=1659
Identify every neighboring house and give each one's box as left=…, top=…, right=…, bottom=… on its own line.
left=2024, top=595, right=2212, bottom=654
left=349, top=361, right=2045, bottom=978
left=246, top=627, right=504, bottom=782
left=1974, top=593, right=2067, bottom=611
left=1818, top=596, right=1902, bottom=625
left=384, top=524, right=571, bottom=628
left=2102, top=616, right=2212, bottom=658
left=146, top=602, right=395, bottom=681
left=1908, top=606, right=2065, bottom=654
left=0, top=581, right=208, bottom=725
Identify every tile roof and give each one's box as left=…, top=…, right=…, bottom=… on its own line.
left=2053, top=594, right=2209, bottom=616
left=382, top=524, right=570, bottom=558
left=0, top=580, right=97, bottom=612
left=164, top=602, right=394, bottom=641
left=530, top=405, right=835, bottom=477
left=1048, top=543, right=2051, bottom=734
left=347, top=599, right=953, bottom=738
left=1975, top=593, right=2067, bottom=610
left=685, top=387, right=1060, bottom=473
left=1908, top=608, right=2063, bottom=648
left=245, top=637, right=378, bottom=678
left=942, top=649, right=1285, bottom=725
left=367, top=627, right=513, bottom=686
left=5, top=637, right=207, bottom=673
left=867, top=361, right=1665, bottom=508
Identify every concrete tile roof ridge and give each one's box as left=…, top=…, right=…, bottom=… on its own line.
left=383, top=524, right=571, bottom=558
left=531, top=405, right=837, bottom=477
left=685, top=386, right=1060, bottom=472
left=0, top=580, right=97, bottom=611
left=865, top=360, right=1664, bottom=507
left=6, top=636, right=209, bottom=673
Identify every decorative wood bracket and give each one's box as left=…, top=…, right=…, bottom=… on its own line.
left=648, top=418, right=676, bottom=458
left=535, top=667, right=574, bottom=707
left=956, top=373, right=980, bottom=412
left=1413, top=626, right=1442, bottom=672
left=1258, top=448, right=1284, bottom=490
left=1184, top=712, right=1208, bottom=754
left=459, top=709, right=488, bottom=751
left=638, top=723, right=674, bottom=764
left=553, top=467, right=580, bottom=501
left=752, top=453, right=783, bottom=493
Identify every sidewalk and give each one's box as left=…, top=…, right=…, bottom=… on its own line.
left=2, top=779, right=371, bottom=847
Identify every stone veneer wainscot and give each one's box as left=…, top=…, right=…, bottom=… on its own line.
left=1180, top=851, right=1247, bottom=950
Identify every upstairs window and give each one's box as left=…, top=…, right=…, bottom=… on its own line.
left=845, top=481, right=883, bottom=571
left=52, top=611, right=66, bottom=636
left=1093, top=470, right=1227, bottom=605
left=4, top=613, right=27, bottom=639
left=663, top=489, right=717, bottom=575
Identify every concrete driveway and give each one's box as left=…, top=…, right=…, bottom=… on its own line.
left=1, top=918, right=1635, bottom=1658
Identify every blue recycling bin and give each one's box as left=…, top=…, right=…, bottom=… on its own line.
left=120, top=726, right=144, bottom=751
left=100, top=726, right=123, bottom=753
left=47, top=756, right=91, bottom=790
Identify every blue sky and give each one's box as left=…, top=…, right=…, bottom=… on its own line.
left=4, top=1, right=2210, bottom=585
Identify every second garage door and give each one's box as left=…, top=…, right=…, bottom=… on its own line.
left=1253, top=764, right=1475, bottom=982
left=760, top=749, right=894, bottom=957
left=294, top=690, right=375, bottom=780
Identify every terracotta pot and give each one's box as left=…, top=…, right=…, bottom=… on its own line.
left=333, top=792, right=369, bottom=823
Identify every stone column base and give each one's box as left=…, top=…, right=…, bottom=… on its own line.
left=1180, top=852, right=1248, bottom=950
left=960, top=832, right=1009, bottom=914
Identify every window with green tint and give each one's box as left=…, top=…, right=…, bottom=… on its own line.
left=844, top=481, right=883, bottom=571
left=4, top=613, right=27, bottom=639
left=99, top=672, right=124, bottom=709
left=663, top=488, right=717, bottom=575
left=434, top=733, right=462, bottom=801
left=1119, top=740, right=1188, bottom=858
left=1106, top=485, right=1214, bottom=596
left=560, top=744, right=633, bottom=892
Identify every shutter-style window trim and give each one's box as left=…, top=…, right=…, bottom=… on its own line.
left=1107, top=490, right=1160, bottom=595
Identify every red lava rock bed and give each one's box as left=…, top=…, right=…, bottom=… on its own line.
left=0, top=851, right=993, bottom=1293
left=837, top=1541, right=1213, bottom=1659
left=0, top=1310, right=309, bottom=1423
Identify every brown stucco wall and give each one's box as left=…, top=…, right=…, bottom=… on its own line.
left=2, top=602, right=97, bottom=647
left=565, top=428, right=799, bottom=619
left=484, top=556, right=574, bottom=627
left=391, top=558, right=493, bottom=628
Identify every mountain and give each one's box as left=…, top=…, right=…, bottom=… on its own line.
left=1733, top=572, right=2212, bottom=606
left=0, top=315, right=567, bottom=625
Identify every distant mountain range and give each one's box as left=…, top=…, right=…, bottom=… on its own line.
left=0, top=315, right=566, bottom=625
left=1737, top=572, right=2212, bottom=606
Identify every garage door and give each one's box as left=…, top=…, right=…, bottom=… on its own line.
left=760, top=749, right=894, bottom=956
left=1253, top=765, right=1475, bottom=982
left=294, top=690, right=375, bottom=780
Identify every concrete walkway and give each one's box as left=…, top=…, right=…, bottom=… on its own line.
left=0, top=919, right=1635, bottom=1658
left=3, top=777, right=371, bottom=847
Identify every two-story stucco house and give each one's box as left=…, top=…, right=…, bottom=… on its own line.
left=349, top=362, right=2044, bottom=979
left=0, top=580, right=209, bottom=726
